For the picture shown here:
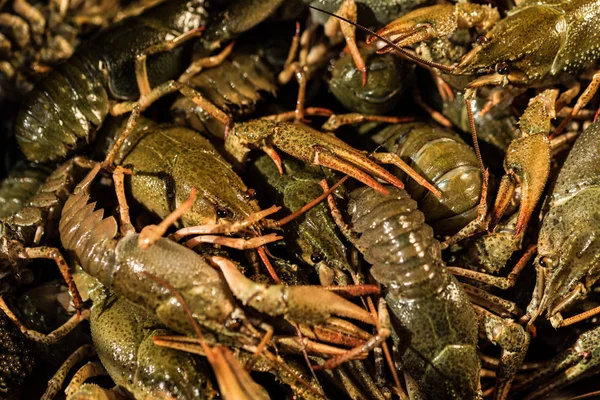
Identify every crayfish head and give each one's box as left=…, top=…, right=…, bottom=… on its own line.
left=536, top=197, right=600, bottom=318
left=456, top=6, right=563, bottom=87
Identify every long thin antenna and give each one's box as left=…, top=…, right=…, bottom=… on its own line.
left=308, top=5, right=454, bottom=72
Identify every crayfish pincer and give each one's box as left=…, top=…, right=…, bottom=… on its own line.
left=225, top=118, right=414, bottom=195
left=369, top=0, right=600, bottom=133
left=44, top=162, right=383, bottom=367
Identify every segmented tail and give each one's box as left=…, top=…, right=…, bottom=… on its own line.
left=59, top=165, right=118, bottom=285
left=348, top=186, right=446, bottom=298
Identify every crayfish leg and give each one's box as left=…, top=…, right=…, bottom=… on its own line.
left=42, top=344, right=97, bottom=400
left=462, top=284, right=521, bottom=317
left=0, top=297, right=90, bottom=344
left=19, top=246, right=84, bottom=311
left=324, top=0, right=367, bottom=86
left=137, top=187, right=198, bottom=249
left=184, top=233, right=282, bottom=250
left=64, top=361, right=110, bottom=399
left=135, top=27, right=205, bottom=97
left=172, top=205, right=281, bottom=239
left=447, top=244, right=536, bottom=291
left=475, top=305, right=530, bottom=400
left=110, top=81, right=231, bottom=136
left=315, top=298, right=391, bottom=371
left=553, top=70, right=600, bottom=137
left=321, top=113, right=413, bottom=131
left=178, top=41, right=235, bottom=83
left=112, top=165, right=136, bottom=236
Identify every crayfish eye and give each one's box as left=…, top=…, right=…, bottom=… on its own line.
left=216, top=207, right=229, bottom=219
left=495, top=61, right=511, bottom=75
left=225, top=317, right=242, bottom=330
left=246, top=188, right=257, bottom=199
left=310, top=253, right=324, bottom=263
left=539, top=256, right=557, bottom=269
left=475, top=35, right=488, bottom=46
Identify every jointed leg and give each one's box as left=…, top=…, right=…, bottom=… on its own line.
left=324, top=0, right=366, bottom=86
left=0, top=296, right=89, bottom=344
left=135, top=27, right=205, bottom=96
left=475, top=305, right=530, bottom=400
left=138, top=188, right=198, bottom=249
left=314, top=298, right=390, bottom=370
left=463, top=284, right=522, bottom=317
left=112, top=165, right=135, bottom=236
left=184, top=233, right=282, bottom=250
left=413, top=85, right=453, bottom=128
left=111, top=81, right=230, bottom=131
left=65, top=361, right=109, bottom=399
left=553, top=72, right=600, bottom=137
left=447, top=244, right=536, bottom=290
left=319, top=179, right=363, bottom=252
left=42, top=345, right=96, bottom=400
left=20, top=246, right=83, bottom=311
left=178, top=41, right=235, bottom=82
left=171, top=205, right=281, bottom=239
left=321, top=113, right=413, bottom=131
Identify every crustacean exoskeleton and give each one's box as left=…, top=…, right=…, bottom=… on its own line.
left=365, top=0, right=600, bottom=136
left=526, top=121, right=600, bottom=329
left=0, top=157, right=89, bottom=319
left=14, top=0, right=284, bottom=162
left=318, top=182, right=529, bottom=399
left=0, top=159, right=394, bottom=398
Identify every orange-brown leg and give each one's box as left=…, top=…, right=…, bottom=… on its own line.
left=0, top=296, right=89, bottom=344
left=553, top=72, right=600, bottom=137
left=179, top=41, right=235, bottom=83
left=135, top=27, right=205, bottom=96
left=19, top=246, right=83, bottom=311
left=324, top=0, right=367, bottom=85
left=64, top=361, right=109, bottom=399
left=321, top=113, right=413, bottom=131
left=42, top=345, right=96, bottom=400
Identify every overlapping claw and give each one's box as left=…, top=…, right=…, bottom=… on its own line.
left=209, top=256, right=375, bottom=326
left=366, top=3, right=499, bottom=54
left=490, top=135, right=551, bottom=238
left=490, top=90, right=557, bottom=237
left=367, top=4, right=460, bottom=51
left=226, top=119, right=405, bottom=194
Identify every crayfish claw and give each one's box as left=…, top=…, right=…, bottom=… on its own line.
left=261, top=145, right=283, bottom=174
left=312, top=145, right=389, bottom=194
left=367, top=5, right=459, bottom=49
left=368, top=3, right=500, bottom=51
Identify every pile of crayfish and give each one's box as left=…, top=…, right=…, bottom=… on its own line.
left=0, top=0, right=599, bottom=398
